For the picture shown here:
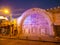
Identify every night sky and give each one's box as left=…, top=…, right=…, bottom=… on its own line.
left=0, top=0, right=60, bottom=18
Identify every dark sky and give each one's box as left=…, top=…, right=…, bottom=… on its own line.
left=0, top=0, right=60, bottom=18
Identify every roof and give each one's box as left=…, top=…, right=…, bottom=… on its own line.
left=0, top=16, right=8, bottom=20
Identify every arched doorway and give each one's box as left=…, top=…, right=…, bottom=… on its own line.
left=18, top=8, right=54, bottom=37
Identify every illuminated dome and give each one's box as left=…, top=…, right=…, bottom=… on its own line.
left=17, top=8, right=54, bottom=37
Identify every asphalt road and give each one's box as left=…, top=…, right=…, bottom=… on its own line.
left=0, top=38, right=60, bottom=45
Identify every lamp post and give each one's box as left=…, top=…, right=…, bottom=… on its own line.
left=0, top=8, right=13, bottom=36
left=4, top=8, right=13, bottom=36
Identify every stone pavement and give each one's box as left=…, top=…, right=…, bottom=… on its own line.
left=0, top=35, right=60, bottom=43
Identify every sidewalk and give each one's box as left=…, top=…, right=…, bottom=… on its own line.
left=0, top=35, right=60, bottom=43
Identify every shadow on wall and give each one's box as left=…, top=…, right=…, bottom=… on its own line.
left=54, top=25, right=60, bottom=37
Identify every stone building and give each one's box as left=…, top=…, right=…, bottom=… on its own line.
left=17, top=8, right=55, bottom=40
left=0, top=16, right=10, bottom=35
left=46, top=6, right=60, bottom=37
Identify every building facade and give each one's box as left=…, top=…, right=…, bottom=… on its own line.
left=17, top=8, right=56, bottom=39
left=46, top=6, right=60, bottom=37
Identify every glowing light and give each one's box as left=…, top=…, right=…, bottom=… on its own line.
left=0, top=16, right=8, bottom=20
left=18, top=8, right=54, bottom=36
left=3, top=9, right=10, bottom=14
left=0, top=7, right=10, bottom=15
left=22, top=13, right=50, bottom=35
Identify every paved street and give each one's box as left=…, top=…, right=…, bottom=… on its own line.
left=0, top=38, right=60, bottom=45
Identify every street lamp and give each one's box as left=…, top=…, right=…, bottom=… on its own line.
left=3, top=9, right=9, bottom=14
left=3, top=8, right=13, bottom=35
left=0, top=8, right=13, bottom=36
left=0, top=8, right=10, bottom=16
left=3, top=8, right=10, bottom=15
left=1, top=8, right=12, bottom=22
